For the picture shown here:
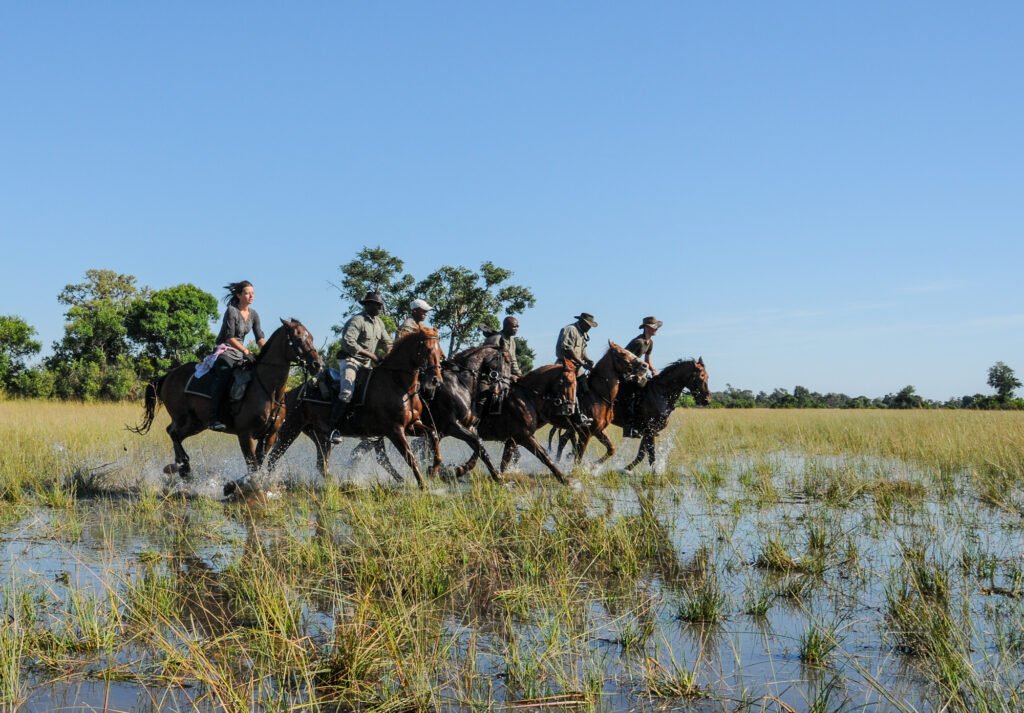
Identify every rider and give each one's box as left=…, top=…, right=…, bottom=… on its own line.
left=625, top=316, right=661, bottom=377
left=555, top=312, right=597, bottom=427
left=207, top=280, right=266, bottom=431
left=396, top=298, right=433, bottom=339
left=328, top=291, right=394, bottom=444
left=483, top=316, right=522, bottom=381
left=622, top=316, right=661, bottom=437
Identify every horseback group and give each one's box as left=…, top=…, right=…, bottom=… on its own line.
left=132, top=279, right=710, bottom=489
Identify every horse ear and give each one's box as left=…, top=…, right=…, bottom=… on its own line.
left=280, top=318, right=288, bottom=326
left=698, top=356, right=704, bottom=365
left=607, top=340, right=616, bottom=349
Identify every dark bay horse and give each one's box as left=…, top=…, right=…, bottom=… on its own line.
left=456, top=359, right=578, bottom=483
left=130, top=319, right=322, bottom=479
left=252, top=327, right=443, bottom=489
left=615, top=358, right=710, bottom=470
left=548, top=341, right=649, bottom=465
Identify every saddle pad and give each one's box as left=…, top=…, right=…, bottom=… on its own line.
left=299, top=368, right=374, bottom=406
left=184, top=373, right=213, bottom=399
left=297, top=379, right=333, bottom=406
left=183, top=369, right=251, bottom=401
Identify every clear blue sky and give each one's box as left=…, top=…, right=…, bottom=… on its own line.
left=2, top=2, right=1021, bottom=400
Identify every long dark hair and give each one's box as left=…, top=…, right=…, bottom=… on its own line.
left=223, top=280, right=253, bottom=307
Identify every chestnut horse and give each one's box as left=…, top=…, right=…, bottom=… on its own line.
left=456, top=359, right=578, bottom=483
left=615, top=358, right=710, bottom=470
left=548, top=341, right=649, bottom=465
left=250, top=327, right=443, bottom=489
left=130, top=319, right=322, bottom=479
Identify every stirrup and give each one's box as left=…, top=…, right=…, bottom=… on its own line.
left=208, top=420, right=227, bottom=432
left=329, top=429, right=344, bottom=445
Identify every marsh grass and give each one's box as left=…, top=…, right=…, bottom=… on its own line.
left=3, top=402, right=1024, bottom=710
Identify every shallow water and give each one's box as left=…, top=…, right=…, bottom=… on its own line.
left=4, top=431, right=1024, bottom=711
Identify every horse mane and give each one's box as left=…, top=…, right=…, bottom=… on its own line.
left=647, top=359, right=701, bottom=396
left=516, top=363, right=563, bottom=388
left=447, top=343, right=504, bottom=371
left=252, top=319, right=296, bottom=363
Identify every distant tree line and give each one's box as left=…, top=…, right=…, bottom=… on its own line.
left=0, top=248, right=537, bottom=401
left=702, top=362, right=1023, bottom=410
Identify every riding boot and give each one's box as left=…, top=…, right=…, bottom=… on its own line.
left=207, top=361, right=232, bottom=431
left=571, top=398, right=593, bottom=429
left=328, top=398, right=349, bottom=445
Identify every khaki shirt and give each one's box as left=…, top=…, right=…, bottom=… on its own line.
left=396, top=317, right=423, bottom=340
left=484, top=331, right=521, bottom=376
left=340, top=311, right=393, bottom=368
left=555, top=321, right=590, bottom=365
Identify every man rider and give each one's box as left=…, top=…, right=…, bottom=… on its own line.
left=625, top=316, right=661, bottom=377
left=328, top=291, right=393, bottom=444
left=396, top=298, right=432, bottom=339
left=622, top=316, right=662, bottom=436
left=483, top=316, right=522, bottom=380
left=555, top=312, right=597, bottom=427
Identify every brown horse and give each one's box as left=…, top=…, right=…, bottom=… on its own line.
left=130, top=319, right=322, bottom=479
left=615, top=358, right=710, bottom=470
left=548, top=341, right=649, bottom=465
left=456, top=359, right=578, bottom=483
left=253, top=327, right=444, bottom=489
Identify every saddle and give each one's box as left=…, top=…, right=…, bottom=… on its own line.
left=297, top=366, right=373, bottom=407
left=184, top=364, right=253, bottom=401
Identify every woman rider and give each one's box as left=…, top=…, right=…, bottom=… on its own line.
left=207, top=280, right=266, bottom=431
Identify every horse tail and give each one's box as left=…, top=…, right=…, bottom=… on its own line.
left=127, top=375, right=165, bottom=435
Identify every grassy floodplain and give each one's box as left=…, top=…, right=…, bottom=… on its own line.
left=2, top=400, right=1024, bottom=712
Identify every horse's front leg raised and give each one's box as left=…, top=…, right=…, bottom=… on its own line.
left=386, top=427, right=425, bottom=489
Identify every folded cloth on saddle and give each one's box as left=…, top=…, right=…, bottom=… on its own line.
left=195, top=344, right=229, bottom=378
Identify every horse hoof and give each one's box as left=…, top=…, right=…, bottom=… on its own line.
left=163, top=463, right=179, bottom=475
left=223, top=481, right=238, bottom=497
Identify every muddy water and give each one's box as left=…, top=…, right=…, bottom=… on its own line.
left=3, top=434, right=1023, bottom=711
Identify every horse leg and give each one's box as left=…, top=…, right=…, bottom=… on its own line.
left=454, top=445, right=481, bottom=479
left=519, top=435, right=568, bottom=485
left=645, top=434, right=657, bottom=467
left=167, top=421, right=193, bottom=479
left=625, top=436, right=647, bottom=472
left=500, top=439, right=518, bottom=472
left=373, top=437, right=405, bottom=483
left=237, top=434, right=260, bottom=474
left=422, top=427, right=443, bottom=478
left=449, top=423, right=500, bottom=482
left=386, top=428, right=424, bottom=489
left=594, top=429, right=616, bottom=465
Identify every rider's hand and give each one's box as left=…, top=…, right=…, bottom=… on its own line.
left=243, top=351, right=257, bottom=364
left=584, top=359, right=594, bottom=370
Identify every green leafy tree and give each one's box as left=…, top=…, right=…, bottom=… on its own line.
left=415, top=261, right=535, bottom=355
left=126, top=283, right=218, bottom=378
left=884, top=385, right=925, bottom=409
left=987, top=361, right=1021, bottom=402
left=0, top=315, right=42, bottom=395
left=515, top=336, right=535, bottom=373
left=335, top=246, right=415, bottom=324
left=47, top=269, right=144, bottom=400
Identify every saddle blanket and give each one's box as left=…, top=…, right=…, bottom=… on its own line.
left=184, top=367, right=253, bottom=401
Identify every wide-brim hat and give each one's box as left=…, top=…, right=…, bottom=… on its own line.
left=639, top=316, right=663, bottom=330
left=360, top=291, right=385, bottom=306
left=574, top=312, right=598, bottom=328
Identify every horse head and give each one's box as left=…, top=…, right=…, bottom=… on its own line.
left=690, top=356, right=711, bottom=405
left=279, top=318, right=322, bottom=373
left=553, top=358, right=578, bottom=416
left=391, top=327, right=444, bottom=397
left=605, top=341, right=649, bottom=385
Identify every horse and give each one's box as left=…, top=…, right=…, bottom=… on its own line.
left=455, top=359, right=579, bottom=483
left=249, top=327, right=444, bottom=489
left=615, top=358, right=710, bottom=470
left=417, top=343, right=511, bottom=481
left=130, top=319, right=322, bottom=479
left=547, top=341, right=649, bottom=465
